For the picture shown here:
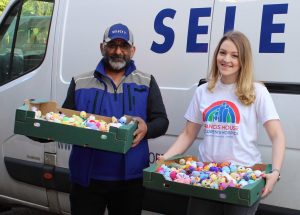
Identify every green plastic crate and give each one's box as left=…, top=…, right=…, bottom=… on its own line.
left=14, top=99, right=137, bottom=153
left=143, top=155, right=271, bottom=207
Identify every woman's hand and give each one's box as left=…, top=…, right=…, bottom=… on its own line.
left=261, top=171, right=280, bottom=198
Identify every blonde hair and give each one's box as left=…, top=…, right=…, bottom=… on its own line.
left=207, top=31, right=255, bottom=105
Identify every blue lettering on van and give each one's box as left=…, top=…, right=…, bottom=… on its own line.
left=224, top=6, right=236, bottom=34
left=151, top=8, right=176, bottom=54
left=149, top=152, right=162, bottom=164
left=58, top=142, right=71, bottom=150
left=186, top=8, right=211, bottom=53
left=152, top=4, right=288, bottom=54
left=260, top=4, right=288, bottom=53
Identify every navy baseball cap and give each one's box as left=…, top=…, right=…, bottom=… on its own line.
left=103, top=23, right=134, bottom=45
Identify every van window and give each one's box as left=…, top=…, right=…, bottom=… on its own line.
left=0, top=0, right=54, bottom=86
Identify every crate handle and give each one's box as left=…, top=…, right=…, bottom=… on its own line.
left=100, top=135, right=108, bottom=140
left=219, top=193, right=227, bottom=199
left=163, top=183, right=170, bottom=189
left=33, top=122, right=41, bottom=127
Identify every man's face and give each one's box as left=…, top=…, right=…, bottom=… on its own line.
left=102, top=39, right=134, bottom=72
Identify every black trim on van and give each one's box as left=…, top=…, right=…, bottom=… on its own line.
left=4, top=156, right=300, bottom=215
left=143, top=189, right=300, bottom=215
left=4, top=156, right=70, bottom=193
left=198, top=79, right=300, bottom=95
left=264, top=82, right=300, bottom=94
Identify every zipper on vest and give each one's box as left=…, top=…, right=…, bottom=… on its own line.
left=92, top=91, right=99, bottom=113
left=127, top=85, right=132, bottom=111
left=114, top=89, right=117, bottom=101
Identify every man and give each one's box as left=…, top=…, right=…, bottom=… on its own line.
left=62, top=23, right=169, bottom=215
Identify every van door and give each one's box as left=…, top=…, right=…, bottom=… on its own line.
left=0, top=0, right=55, bottom=210
left=210, top=0, right=300, bottom=211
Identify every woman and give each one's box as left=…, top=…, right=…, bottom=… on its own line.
left=162, top=31, right=285, bottom=215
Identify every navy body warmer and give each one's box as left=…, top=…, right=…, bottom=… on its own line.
left=62, top=59, right=168, bottom=186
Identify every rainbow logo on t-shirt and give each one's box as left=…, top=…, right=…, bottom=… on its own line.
left=203, top=100, right=240, bottom=123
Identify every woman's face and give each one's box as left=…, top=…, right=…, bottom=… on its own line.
left=217, top=39, right=241, bottom=84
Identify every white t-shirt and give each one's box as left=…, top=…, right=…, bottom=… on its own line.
left=184, top=80, right=279, bottom=166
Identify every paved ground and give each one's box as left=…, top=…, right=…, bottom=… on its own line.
left=0, top=207, right=55, bottom=215
left=2, top=205, right=296, bottom=215
left=0, top=207, right=160, bottom=215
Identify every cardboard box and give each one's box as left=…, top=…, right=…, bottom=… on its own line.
left=14, top=99, right=137, bottom=153
left=143, top=155, right=271, bottom=207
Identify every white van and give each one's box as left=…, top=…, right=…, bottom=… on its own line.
left=0, top=0, right=299, bottom=214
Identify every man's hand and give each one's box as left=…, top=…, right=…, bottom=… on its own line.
left=132, top=117, right=147, bottom=147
